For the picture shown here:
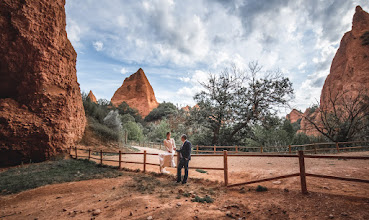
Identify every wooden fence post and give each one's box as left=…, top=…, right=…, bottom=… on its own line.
left=214, top=145, right=216, bottom=154
left=119, top=150, right=122, bottom=170
left=88, top=148, right=91, bottom=160
left=75, top=147, right=77, bottom=159
left=236, top=146, right=238, bottom=153
left=314, top=143, right=317, bottom=154
left=289, top=145, right=291, bottom=154
left=223, top=150, right=228, bottom=186
left=100, top=150, right=103, bottom=165
left=336, top=142, right=340, bottom=153
left=143, top=150, right=147, bottom=173
left=298, top=151, right=308, bottom=194
left=260, top=146, right=263, bottom=153
left=196, top=145, right=199, bottom=154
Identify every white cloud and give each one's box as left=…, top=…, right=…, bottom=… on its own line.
left=93, top=41, right=104, bottom=51
left=120, top=67, right=127, bottom=75
left=65, top=0, right=369, bottom=111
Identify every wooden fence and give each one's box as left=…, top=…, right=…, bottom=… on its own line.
left=192, top=141, right=369, bottom=154
left=69, top=145, right=369, bottom=195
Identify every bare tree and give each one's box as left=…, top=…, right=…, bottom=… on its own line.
left=303, top=89, right=369, bottom=142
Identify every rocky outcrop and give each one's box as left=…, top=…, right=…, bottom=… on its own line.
left=111, top=68, right=159, bottom=117
left=0, top=0, right=86, bottom=166
left=320, top=6, right=369, bottom=107
left=298, top=108, right=321, bottom=136
left=88, top=90, right=97, bottom=103
left=299, top=6, right=369, bottom=137
left=286, top=109, right=302, bottom=124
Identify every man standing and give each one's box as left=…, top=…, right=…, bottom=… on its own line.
left=175, top=134, right=192, bottom=184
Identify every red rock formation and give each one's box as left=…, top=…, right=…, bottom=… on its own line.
left=320, top=6, right=369, bottom=107
left=286, top=109, right=302, bottom=124
left=298, top=108, right=321, bottom=136
left=111, top=68, right=159, bottom=117
left=0, top=0, right=86, bottom=166
left=299, top=6, right=369, bottom=137
left=88, top=90, right=98, bottom=103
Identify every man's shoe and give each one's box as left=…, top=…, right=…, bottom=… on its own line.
left=176, top=181, right=181, bottom=183
left=181, top=182, right=187, bottom=184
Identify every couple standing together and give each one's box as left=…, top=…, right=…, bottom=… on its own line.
left=159, top=132, right=191, bottom=184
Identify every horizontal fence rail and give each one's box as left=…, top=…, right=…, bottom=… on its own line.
left=69, top=141, right=369, bottom=195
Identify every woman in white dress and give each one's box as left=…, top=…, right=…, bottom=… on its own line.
left=159, top=132, right=176, bottom=173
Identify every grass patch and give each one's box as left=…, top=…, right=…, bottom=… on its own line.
left=133, top=176, right=161, bottom=194
left=195, top=169, right=207, bottom=174
left=191, top=195, right=214, bottom=203
left=256, top=185, right=268, bottom=192
left=0, top=159, right=122, bottom=195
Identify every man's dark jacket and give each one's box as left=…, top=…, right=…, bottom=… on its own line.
left=177, top=140, right=192, bottom=160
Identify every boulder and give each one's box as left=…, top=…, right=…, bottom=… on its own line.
left=0, top=0, right=86, bottom=166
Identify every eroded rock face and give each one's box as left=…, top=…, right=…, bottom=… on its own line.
left=111, top=68, right=159, bottom=117
left=298, top=108, right=321, bottom=136
left=0, top=0, right=86, bottom=166
left=286, top=109, right=302, bottom=124
left=88, top=90, right=97, bottom=103
left=299, top=6, right=369, bottom=137
left=320, top=6, right=369, bottom=107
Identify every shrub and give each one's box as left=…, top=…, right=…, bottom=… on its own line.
left=195, top=169, right=207, bottom=173
left=124, top=121, right=144, bottom=141
left=191, top=195, right=214, bottom=203
left=145, top=102, right=178, bottom=122
left=89, top=118, right=121, bottom=142
left=103, top=110, right=123, bottom=132
left=256, top=185, right=268, bottom=192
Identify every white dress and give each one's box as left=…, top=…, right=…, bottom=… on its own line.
left=159, top=138, right=176, bottom=169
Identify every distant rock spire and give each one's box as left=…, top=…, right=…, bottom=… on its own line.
left=88, top=90, right=97, bottom=103
left=111, top=68, right=159, bottom=117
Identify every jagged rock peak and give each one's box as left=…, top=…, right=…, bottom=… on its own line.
left=111, top=68, right=159, bottom=117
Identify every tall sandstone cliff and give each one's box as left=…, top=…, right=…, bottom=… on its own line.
left=321, top=6, right=369, bottom=106
left=111, top=68, right=159, bottom=117
left=299, top=6, right=369, bottom=136
left=0, top=0, right=86, bottom=166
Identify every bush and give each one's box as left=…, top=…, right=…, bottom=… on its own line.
left=195, top=169, right=207, bottom=173
left=124, top=121, right=144, bottom=141
left=146, top=120, right=171, bottom=142
left=191, top=195, right=214, bottom=203
left=103, top=110, right=123, bottom=131
left=89, top=118, right=121, bottom=142
left=145, top=102, right=178, bottom=122
left=256, top=185, right=268, bottom=192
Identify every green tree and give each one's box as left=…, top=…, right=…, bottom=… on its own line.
left=193, top=62, right=293, bottom=145
left=124, top=121, right=144, bottom=141
left=145, top=102, right=178, bottom=122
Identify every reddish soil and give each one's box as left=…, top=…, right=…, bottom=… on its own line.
left=1, top=147, right=368, bottom=219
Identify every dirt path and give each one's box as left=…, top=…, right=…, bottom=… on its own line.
left=1, top=170, right=369, bottom=220
left=82, top=147, right=369, bottom=198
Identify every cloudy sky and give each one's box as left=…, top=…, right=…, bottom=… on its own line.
left=65, top=0, right=368, bottom=114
